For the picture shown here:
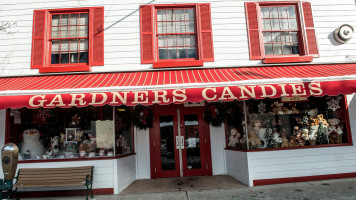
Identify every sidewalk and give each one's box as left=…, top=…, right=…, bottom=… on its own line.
left=25, top=177, right=356, bottom=200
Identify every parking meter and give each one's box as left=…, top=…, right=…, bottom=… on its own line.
left=1, top=143, right=19, bottom=181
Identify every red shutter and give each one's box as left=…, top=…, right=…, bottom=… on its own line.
left=245, top=2, right=262, bottom=60
left=303, top=2, right=319, bottom=57
left=140, top=5, right=154, bottom=64
left=198, top=3, right=214, bottom=62
left=31, top=10, right=47, bottom=69
left=92, top=7, right=104, bottom=66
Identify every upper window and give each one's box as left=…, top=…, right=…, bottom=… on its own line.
left=245, top=2, right=318, bottom=63
left=140, top=4, right=214, bottom=68
left=31, top=7, right=104, bottom=73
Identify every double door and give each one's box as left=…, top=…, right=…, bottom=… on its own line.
left=149, top=106, right=212, bottom=178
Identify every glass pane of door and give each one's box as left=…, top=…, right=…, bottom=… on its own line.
left=160, top=115, right=176, bottom=171
left=184, top=114, right=201, bottom=169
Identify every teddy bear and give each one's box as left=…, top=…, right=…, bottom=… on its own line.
left=50, top=136, right=61, bottom=157
left=301, top=128, right=310, bottom=141
left=76, top=130, right=84, bottom=142
left=19, top=129, right=45, bottom=159
left=307, top=108, right=318, bottom=117
left=228, top=128, right=240, bottom=147
left=289, top=136, right=297, bottom=147
left=273, top=131, right=282, bottom=147
left=307, top=116, right=319, bottom=126
left=328, top=118, right=343, bottom=144
left=280, top=129, right=289, bottom=148
left=317, top=114, right=329, bottom=126
left=248, top=129, right=261, bottom=149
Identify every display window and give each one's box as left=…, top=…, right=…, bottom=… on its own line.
left=7, top=105, right=134, bottom=161
left=226, top=95, right=351, bottom=151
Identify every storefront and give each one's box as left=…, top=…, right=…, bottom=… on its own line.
left=1, top=63, right=356, bottom=193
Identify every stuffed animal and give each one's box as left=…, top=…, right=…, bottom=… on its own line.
left=50, top=136, right=61, bottom=157
left=273, top=132, right=282, bottom=147
left=301, top=129, right=310, bottom=141
left=309, top=125, right=318, bottom=142
left=248, top=130, right=261, bottom=149
left=307, top=108, right=318, bottom=117
left=328, top=118, right=343, bottom=144
left=60, top=133, right=66, bottom=143
left=280, top=129, right=289, bottom=148
left=307, top=116, right=319, bottom=126
left=80, top=140, right=90, bottom=153
left=20, top=129, right=45, bottom=159
left=76, top=130, right=84, bottom=142
left=88, top=134, right=97, bottom=152
left=329, top=133, right=341, bottom=144
left=317, top=114, right=329, bottom=126
left=228, top=128, right=240, bottom=147
left=289, top=136, right=297, bottom=147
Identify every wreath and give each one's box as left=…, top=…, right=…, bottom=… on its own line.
left=203, top=102, right=226, bottom=127
left=133, top=105, right=153, bottom=130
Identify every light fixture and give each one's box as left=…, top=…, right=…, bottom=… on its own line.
left=333, top=24, right=354, bottom=44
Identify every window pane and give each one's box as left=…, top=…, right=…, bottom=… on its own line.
left=176, top=9, right=184, bottom=21
left=262, top=19, right=271, bottom=30
left=280, top=32, right=289, bottom=42
left=159, top=48, right=168, bottom=59
left=288, top=6, right=296, bottom=18
left=187, top=21, right=195, bottom=33
left=79, top=52, right=88, bottom=63
left=61, top=40, right=69, bottom=51
left=51, top=27, right=59, bottom=38
left=283, top=44, right=292, bottom=55
left=272, top=32, right=281, bottom=42
left=70, top=53, right=78, bottom=63
left=186, top=9, right=194, bottom=20
left=51, top=53, right=59, bottom=64
left=281, top=19, right=289, bottom=30
left=70, top=40, right=78, bottom=51
left=61, top=14, right=69, bottom=26
left=271, top=19, right=280, bottom=30
left=70, top=14, right=78, bottom=25
left=263, top=32, right=272, bottom=43
left=168, top=48, right=178, bottom=59
left=61, top=26, right=69, bottom=38
left=292, top=45, right=300, bottom=54
left=186, top=35, right=196, bottom=46
left=166, top=22, right=175, bottom=33
left=158, top=35, right=167, bottom=47
left=261, top=7, right=270, bottom=18
left=167, top=35, right=176, bottom=47
left=157, top=22, right=165, bottom=34
left=178, top=48, right=187, bottom=59
left=187, top=47, right=196, bottom=58
left=166, top=9, right=173, bottom=21
left=79, top=13, right=88, bottom=25
left=264, top=43, right=273, bottom=55
left=79, top=39, right=89, bottom=51
left=291, top=32, right=298, bottom=42
left=52, top=40, right=60, bottom=52
left=70, top=26, right=78, bottom=38
left=273, top=43, right=282, bottom=55
left=271, top=7, right=279, bottom=18
left=79, top=26, right=88, bottom=37
left=177, top=35, right=184, bottom=46
left=61, top=53, right=69, bottom=63
left=290, top=18, right=298, bottom=30
left=52, top=15, right=60, bottom=26
left=279, top=7, right=288, bottom=18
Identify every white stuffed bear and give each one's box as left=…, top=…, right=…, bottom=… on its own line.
left=328, top=118, right=343, bottom=144
left=228, top=128, right=240, bottom=147
left=20, top=129, right=45, bottom=159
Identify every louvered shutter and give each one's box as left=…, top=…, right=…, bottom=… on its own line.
left=198, top=3, right=214, bottom=62
left=302, top=2, right=319, bottom=57
left=140, top=5, right=154, bottom=64
left=92, top=7, right=104, bottom=66
left=31, top=10, right=47, bottom=69
left=245, top=2, right=262, bottom=60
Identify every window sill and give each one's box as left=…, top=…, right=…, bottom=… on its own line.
left=39, top=65, right=91, bottom=73
left=224, top=143, right=353, bottom=152
left=153, top=60, right=204, bottom=68
left=263, top=56, right=313, bottom=64
left=18, top=152, right=136, bottom=163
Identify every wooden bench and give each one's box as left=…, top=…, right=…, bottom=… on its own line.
left=14, top=166, right=94, bottom=200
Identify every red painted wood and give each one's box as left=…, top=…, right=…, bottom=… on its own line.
left=253, top=172, right=356, bottom=186
left=198, top=3, right=214, bottom=62
left=16, top=188, right=113, bottom=198
left=153, top=60, right=204, bottom=68
left=31, top=10, right=47, bottom=69
left=245, top=3, right=262, bottom=60
left=303, top=2, right=319, bottom=57
left=140, top=5, right=154, bottom=64
left=39, top=65, right=91, bottom=73
left=92, top=7, right=105, bottom=66
left=263, top=56, right=313, bottom=64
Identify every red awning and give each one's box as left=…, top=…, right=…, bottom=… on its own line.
left=1, top=63, right=356, bottom=109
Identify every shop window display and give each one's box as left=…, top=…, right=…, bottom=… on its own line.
left=226, top=95, right=350, bottom=150
left=8, top=105, right=133, bottom=161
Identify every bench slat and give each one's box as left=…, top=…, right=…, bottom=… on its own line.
left=15, top=182, right=86, bottom=188
left=18, top=171, right=91, bottom=177
left=19, top=166, right=93, bottom=172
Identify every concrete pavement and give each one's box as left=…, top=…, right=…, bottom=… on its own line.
left=24, top=177, right=356, bottom=200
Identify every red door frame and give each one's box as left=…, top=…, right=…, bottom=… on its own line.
left=149, top=104, right=212, bottom=178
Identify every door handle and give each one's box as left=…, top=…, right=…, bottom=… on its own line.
left=180, top=136, right=184, bottom=149
left=176, top=136, right=180, bottom=149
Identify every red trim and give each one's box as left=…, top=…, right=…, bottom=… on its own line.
left=38, top=65, right=91, bottom=73
left=5, top=109, right=10, bottom=144
left=17, top=188, right=113, bottom=198
left=245, top=2, right=262, bottom=60
left=263, top=56, right=313, bottom=64
left=253, top=172, right=356, bottom=186
left=343, top=95, right=353, bottom=145
left=226, top=143, right=353, bottom=152
left=153, top=60, right=203, bottom=68
left=18, top=153, right=135, bottom=164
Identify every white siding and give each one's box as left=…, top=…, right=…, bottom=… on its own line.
left=1, top=0, right=356, bottom=76
left=226, top=150, right=249, bottom=186
left=247, top=94, right=356, bottom=186
left=116, top=155, right=136, bottom=194
left=135, top=128, right=151, bottom=179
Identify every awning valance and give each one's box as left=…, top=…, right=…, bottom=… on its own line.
left=1, top=63, right=356, bottom=109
